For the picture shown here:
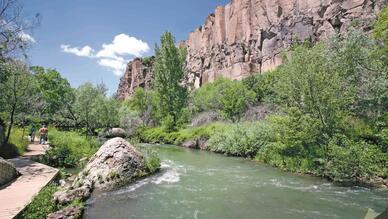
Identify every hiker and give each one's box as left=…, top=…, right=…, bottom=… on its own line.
left=29, top=125, right=36, bottom=143
left=39, top=125, right=48, bottom=145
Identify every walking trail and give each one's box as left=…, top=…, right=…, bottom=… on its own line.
left=0, top=139, right=58, bottom=219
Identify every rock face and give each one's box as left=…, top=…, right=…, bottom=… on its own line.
left=184, top=0, right=387, bottom=88
left=116, top=0, right=386, bottom=97
left=117, top=57, right=154, bottom=100
left=53, top=138, right=147, bottom=206
left=0, top=157, right=19, bottom=186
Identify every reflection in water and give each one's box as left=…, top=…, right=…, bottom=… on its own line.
left=86, top=145, right=388, bottom=219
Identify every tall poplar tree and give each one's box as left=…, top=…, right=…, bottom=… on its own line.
left=153, top=31, right=187, bottom=130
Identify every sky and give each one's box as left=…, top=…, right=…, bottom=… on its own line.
left=21, top=0, right=229, bottom=94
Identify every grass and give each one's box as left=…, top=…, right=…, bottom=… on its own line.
left=21, top=183, right=85, bottom=219
left=21, top=184, right=60, bottom=219
left=0, top=127, right=29, bottom=158
left=39, top=128, right=100, bottom=168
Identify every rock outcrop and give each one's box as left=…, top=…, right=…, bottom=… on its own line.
left=0, top=157, right=19, bottom=186
left=117, top=57, right=154, bottom=100
left=184, top=0, right=387, bottom=88
left=52, top=138, right=151, bottom=217
left=116, top=0, right=386, bottom=98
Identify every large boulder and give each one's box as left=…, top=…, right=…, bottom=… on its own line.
left=0, top=157, right=19, bottom=186
left=102, top=128, right=127, bottom=139
left=54, top=138, right=146, bottom=205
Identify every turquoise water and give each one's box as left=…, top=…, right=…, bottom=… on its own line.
left=85, top=145, right=388, bottom=219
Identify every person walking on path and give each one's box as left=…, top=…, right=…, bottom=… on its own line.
left=29, top=125, right=36, bottom=143
left=39, top=125, right=48, bottom=145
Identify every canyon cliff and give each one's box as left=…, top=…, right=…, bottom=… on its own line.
left=117, top=0, right=387, bottom=99
left=117, top=57, right=154, bottom=100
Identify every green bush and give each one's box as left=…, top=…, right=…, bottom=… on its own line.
left=41, top=128, right=100, bottom=168
left=138, top=123, right=226, bottom=145
left=208, top=122, right=272, bottom=158
left=325, top=135, right=388, bottom=183
left=191, top=78, right=255, bottom=122
left=243, top=70, right=280, bottom=103
left=21, top=184, right=59, bottom=219
left=143, top=149, right=161, bottom=174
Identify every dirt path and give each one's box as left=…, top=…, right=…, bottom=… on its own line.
left=23, top=139, right=49, bottom=157
left=0, top=140, right=58, bottom=219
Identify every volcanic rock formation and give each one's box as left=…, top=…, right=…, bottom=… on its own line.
left=117, top=0, right=387, bottom=98
left=117, top=57, right=154, bottom=100
left=184, top=0, right=387, bottom=88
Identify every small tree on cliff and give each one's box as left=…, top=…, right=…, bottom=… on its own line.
left=153, top=31, right=187, bottom=131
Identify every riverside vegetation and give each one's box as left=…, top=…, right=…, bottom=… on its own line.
left=128, top=8, right=388, bottom=187
left=0, top=1, right=387, bottom=218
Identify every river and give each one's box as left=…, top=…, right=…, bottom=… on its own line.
left=85, top=144, right=388, bottom=219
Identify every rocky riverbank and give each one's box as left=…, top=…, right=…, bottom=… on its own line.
left=48, top=137, right=159, bottom=219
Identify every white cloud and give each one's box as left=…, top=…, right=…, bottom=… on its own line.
left=96, top=34, right=150, bottom=58
left=60, top=44, right=94, bottom=57
left=19, top=32, right=35, bottom=43
left=97, top=58, right=127, bottom=76
left=60, top=34, right=149, bottom=76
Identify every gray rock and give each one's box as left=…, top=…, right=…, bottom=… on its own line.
left=72, top=137, right=145, bottom=190
left=47, top=206, right=83, bottom=219
left=53, top=186, right=91, bottom=205
left=0, top=157, right=19, bottom=186
left=182, top=140, right=198, bottom=149
left=182, top=137, right=209, bottom=150
left=103, top=128, right=127, bottom=139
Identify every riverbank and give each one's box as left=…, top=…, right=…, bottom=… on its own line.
left=136, top=121, right=388, bottom=190
left=85, top=144, right=388, bottom=219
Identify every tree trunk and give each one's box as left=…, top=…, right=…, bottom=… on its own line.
left=5, top=103, right=16, bottom=143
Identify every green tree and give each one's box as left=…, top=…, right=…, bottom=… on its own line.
left=218, top=80, right=255, bottom=122
left=0, top=61, right=33, bottom=143
left=153, top=32, right=187, bottom=130
left=31, top=66, right=74, bottom=118
left=192, top=78, right=255, bottom=122
left=275, top=43, right=354, bottom=136
left=74, top=82, right=105, bottom=135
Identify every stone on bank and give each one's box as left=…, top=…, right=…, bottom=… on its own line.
left=49, top=137, right=155, bottom=218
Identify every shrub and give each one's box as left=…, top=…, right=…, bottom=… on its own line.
left=208, top=122, right=272, bottom=158
left=40, top=128, right=100, bottom=168
left=143, top=149, right=161, bottom=174
left=191, top=78, right=255, bottom=122
left=324, top=135, right=388, bottom=183
left=138, top=122, right=226, bottom=145
left=243, top=70, right=280, bottom=103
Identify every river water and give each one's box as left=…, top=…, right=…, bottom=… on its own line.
left=85, top=144, right=388, bottom=219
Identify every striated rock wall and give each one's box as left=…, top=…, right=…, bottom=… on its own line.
left=117, top=57, right=154, bottom=100
left=117, top=0, right=387, bottom=98
left=184, top=0, right=387, bottom=88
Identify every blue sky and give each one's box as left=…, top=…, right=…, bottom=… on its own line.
left=21, top=0, right=229, bottom=94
